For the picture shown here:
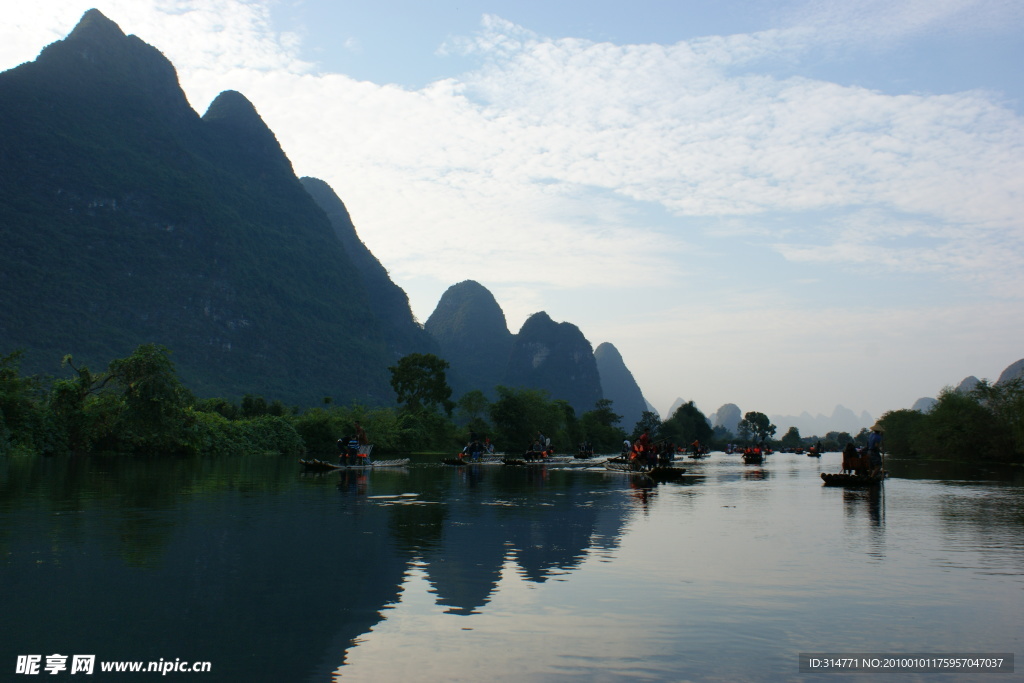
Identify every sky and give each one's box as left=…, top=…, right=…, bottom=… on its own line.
left=3, top=0, right=1023, bottom=423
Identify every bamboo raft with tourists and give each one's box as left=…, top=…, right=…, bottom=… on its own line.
left=300, top=457, right=410, bottom=472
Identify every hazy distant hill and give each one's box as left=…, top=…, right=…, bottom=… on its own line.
left=710, top=404, right=741, bottom=436
left=997, top=359, right=1024, bottom=384
left=502, top=312, right=604, bottom=415
left=911, top=397, right=938, bottom=412
left=699, top=400, right=872, bottom=438
left=0, top=10, right=406, bottom=404
left=593, top=342, right=648, bottom=432
left=424, top=280, right=514, bottom=398
left=770, top=405, right=872, bottom=438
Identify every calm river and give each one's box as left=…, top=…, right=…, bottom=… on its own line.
left=1, top=452, right=1021, bottom=681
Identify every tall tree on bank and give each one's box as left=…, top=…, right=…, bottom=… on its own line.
left=738, top=411, right=776, bottom=444
left=780, top=426, right=802, bottom=448
left=388, top=354, right=455, bottom=417
left=578, top=398, right=627, bottom=453
left=660, top=400, right=713, bottom=446
left=489, top=386, right=564, bottom=453
left=631, top=410, right=663, bottom=442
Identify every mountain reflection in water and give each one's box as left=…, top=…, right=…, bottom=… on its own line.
left=1, top=453, right=1021, bottom=682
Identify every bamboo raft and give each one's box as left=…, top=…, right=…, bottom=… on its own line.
left=299, top=458, right=410, bottom=472
left=502, top=456, right=572, bottom=466
left=441, top=456, right=503, bottom=466
left=820, top=471, right=886, bottom=487
left=603, top=460, right=687, bottom=481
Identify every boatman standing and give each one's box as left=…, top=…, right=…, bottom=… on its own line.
left=867, top=424, right=884, bottom=477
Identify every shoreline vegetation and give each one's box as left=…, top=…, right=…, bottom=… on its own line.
left=2, top=344, right=1022, bottom=464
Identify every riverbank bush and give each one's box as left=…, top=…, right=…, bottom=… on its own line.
left=879, top=381, right=1024, bottom=462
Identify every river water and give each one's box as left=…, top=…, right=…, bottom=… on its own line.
left=1, top=452, right=1021, bottom=681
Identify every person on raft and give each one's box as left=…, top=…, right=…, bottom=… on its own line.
left=867, top=424, right=884, bottom=476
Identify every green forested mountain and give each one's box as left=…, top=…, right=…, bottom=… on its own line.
left=424, top=280, right=514, bottom=398
left=0, top=9, right=406, bottom=405
left=593, top=342, right=648, bottom=431
left=502, top=311, right=603, bottom=415
left=300, top=177, right=438, bottom=361
left=425, top=281, right=644, bottom=419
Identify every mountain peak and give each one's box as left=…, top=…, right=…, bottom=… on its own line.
left=204, top=90, right=267, bottom=132
left=66, top=9, right=125, bottom=43
left=594, top=342, right=622, bottom=361
left=426, top=281, right=511, bottom=341
left=28, top=8, right=195, bottom=126
left=203, top=90, right=295, bottom=178
left=997, top=359, right=1024, bottom=384
left=425, top=280, right=513, bottom=398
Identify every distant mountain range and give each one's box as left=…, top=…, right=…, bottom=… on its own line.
left=424, top=281, right=649, bottom=421
left=0, top=11, right=651, bottom=421
left=671, top=400, right=873, bottom=439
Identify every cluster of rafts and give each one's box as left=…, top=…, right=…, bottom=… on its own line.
left=300, top=450, right=885, bottom=487
left=439, top=453, right=690, bottom=482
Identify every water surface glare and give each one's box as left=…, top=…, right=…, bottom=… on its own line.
left=1, top=452, right=1021, bottom=681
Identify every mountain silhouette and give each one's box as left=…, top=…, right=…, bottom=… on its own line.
left=502, top=312, right=603, bottom=415
left=0, top=9, right=410, bottom=405
left=593, top=342, right=648, bottom=432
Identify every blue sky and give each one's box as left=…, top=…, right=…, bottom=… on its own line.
left=3, top=0, right=1023, bottom=425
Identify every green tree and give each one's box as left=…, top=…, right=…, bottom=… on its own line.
left=50, top=344, right=193, bottom=455
left=972, top=378, right=1024, bottom=458
left=914, top=387, right=1005, bottom=461
left=877, top=409, right=928, bottom=458
left=107, top=344, right=194, bottom=454
left=738, top=411, right=775, bottom=444
left=49, top=355, right=118, bottom=453
left=578, top=399, right=627, bottom=453
left=711, top=425, right=732, bottom=445
left=631, top=410, right=662, bottom=442
left=240, top=394, right=269, bottom=418
left=660, top=401, right=713, bottom=446
left=0, top=350, right=51, bottom=455
left=194, top=397, right=240, bottom=420
left=552, top=399, right=580, bottom=449
left=813, top=431, right=851, bottom=451
left=456, top=389, right=489, bottom=421
left=780, top=426, right=802, bottom=448
left=489, top=386, right=564, bottom=452
left=456, top=389, right=491, bottom=436
left=388, top=353, right=455, bottom=416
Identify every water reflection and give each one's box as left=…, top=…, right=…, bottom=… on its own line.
left=335, top=469, right=370, bottom=495
left=742, top=466, right=771, bottom=481
left=627, top=476, right=657, bottom=514
left=842, top=486, right=886, bottom=560
left=407, top=467, right=636, bottom=615
left=2, top=453, right=1022, bottom=681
